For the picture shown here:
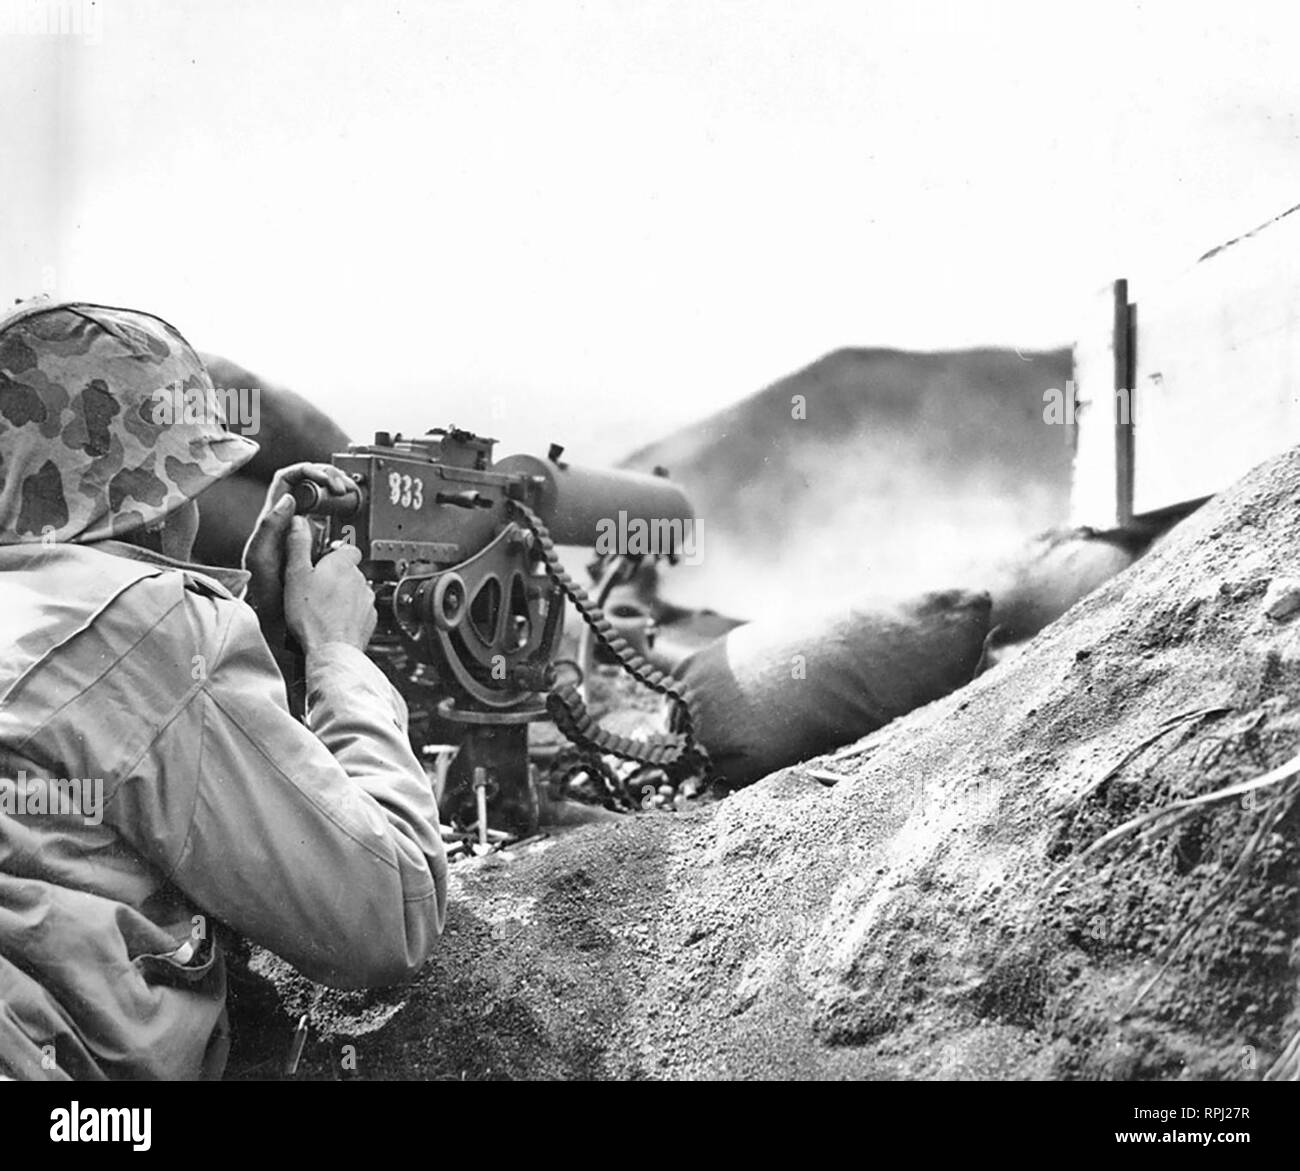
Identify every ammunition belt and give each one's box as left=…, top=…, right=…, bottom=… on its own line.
left=508, top=499, right=709, bottom=776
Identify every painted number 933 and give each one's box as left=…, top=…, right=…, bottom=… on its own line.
left=387, top=471, right=425, bottom=509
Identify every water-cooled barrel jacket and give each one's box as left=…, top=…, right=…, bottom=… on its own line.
left=0, top=540, right=448, bottom=1080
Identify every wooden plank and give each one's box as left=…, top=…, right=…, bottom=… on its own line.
left=1130, top=205, right=1300, bottom=516
left=1070, top=280, right=1132, bottom=529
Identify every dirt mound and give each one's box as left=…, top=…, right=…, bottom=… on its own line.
left=239, top=444, right=1300, bottom=1081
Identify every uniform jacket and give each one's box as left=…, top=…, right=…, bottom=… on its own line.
left=0, top=540, right=447, bottom=1079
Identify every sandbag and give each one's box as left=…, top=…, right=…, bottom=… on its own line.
left=193, top=473, right=276, bottom=569
left=192, top=354, right=352, bottom=567
left=673, top=589, right=991, bottom=788
left=650, top=607, right=747, bottom=672
left=986, top=527, right=1146, bottom=643
left=198, top=354, right=351, bottom=485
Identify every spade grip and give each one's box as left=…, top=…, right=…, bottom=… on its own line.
left=291, top=480, right=362, bottom=517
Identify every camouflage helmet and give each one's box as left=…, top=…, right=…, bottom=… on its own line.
left=0, top=299, right=258, bottom=545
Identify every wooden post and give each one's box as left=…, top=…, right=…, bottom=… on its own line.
left=1070, top=279, right=1133, bottom=530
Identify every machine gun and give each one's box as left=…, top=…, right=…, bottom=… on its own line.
left=292, top=425, right=705, bottom=837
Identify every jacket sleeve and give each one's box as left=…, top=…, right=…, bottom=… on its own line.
left=110, top=589, right=448, bottom=989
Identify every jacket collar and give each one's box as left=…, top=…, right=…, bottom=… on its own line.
left=93, top=541, right=251, bottom=599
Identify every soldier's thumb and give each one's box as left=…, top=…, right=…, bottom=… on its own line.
left=284, top=516, right=314, bottom=579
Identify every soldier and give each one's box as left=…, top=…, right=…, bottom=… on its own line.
left=0, top=300, right=447, bottom=1079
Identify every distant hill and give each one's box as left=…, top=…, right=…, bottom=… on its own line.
left=621, top=346, right=1075, bottom=619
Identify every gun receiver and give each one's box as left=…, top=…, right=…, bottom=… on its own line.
left=294, top=425, right=697, bottom=836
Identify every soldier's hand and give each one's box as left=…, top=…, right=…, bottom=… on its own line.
left=283, top=517, right=377, bottom=653
left=242, top=462, right=354, bottom=625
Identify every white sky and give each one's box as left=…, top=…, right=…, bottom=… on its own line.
left=3, top=0, right=1300, bottom=459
